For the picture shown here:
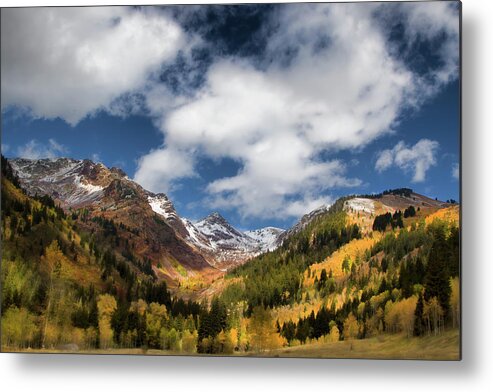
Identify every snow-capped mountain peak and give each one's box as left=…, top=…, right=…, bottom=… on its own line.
left=9, top=157, right=112, bottom=207
left=8, top=157, right=286, bottom=270
left=147, top=193, right=178, bottom=221
left=244, top=227, right=285, bottom=252
left=195, top=212, right=255, bottom=251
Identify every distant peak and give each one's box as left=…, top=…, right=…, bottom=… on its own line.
left=110, top=166, right=127, bottom=178
left=152, top=192, right=169, bottom=198
left=205, top=211, right=227, bottom=222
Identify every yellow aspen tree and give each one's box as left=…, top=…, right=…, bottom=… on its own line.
left=181, top=330, right=198, bottom=353
left=40, top=240, right=65, bottom=348
left=424, top=297, right=444, bottom=336
left=343, top=313, right=359, bottom=340
left=397, top=296, right=418, bottom=338
left=229, top=327, right=239, bottom=351
left=130, top=299, right=147, bottom=316
left=329, top=325, right=340, bottom=342
left=248, top=306, right=284, bottom=352
left=97, top=294, right=117, bottom=349
left=146, top=302, right=167, bottom=348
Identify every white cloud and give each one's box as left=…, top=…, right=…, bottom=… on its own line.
left=206, top=157, right=359, bottom=219
left=375, top=139, right=439, bottom=182
left=284, top=196, right=334, bottom=218
left=375, top=150, right=394, bottom=172
left=400, top=2, right=460, bottom=91
left=16, top=139, right=68, bottom=159
left=1, top=144, right=9, bottom=154
left=134, top=3, right=458, bottom=218
left=134, top=147, right=196, bottom=192
left=452, top=163, right=459, bottom=180
left=1, top=4, right=459, bottom=220
left=1, top=7, right=187, bottom=125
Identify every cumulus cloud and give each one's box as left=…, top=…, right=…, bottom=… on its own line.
left=452, top=163, right=459, bottom=180
left=136, top=4, right=413, bottom=216
left=1, top=3, right=459, bottom=220
left=134, top=3, right=457, bottom=218
left=375, top=139, right=439, bottom=182
left=399, top=1, right=460, bottom=91
left=17, top=139, right=68, bottom=159
left=134, top=147, right=197, bottom=192
left=1, top=7, right=187, bottom=125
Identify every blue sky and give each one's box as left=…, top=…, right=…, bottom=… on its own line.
left=1, top=2, right=460, bottom=230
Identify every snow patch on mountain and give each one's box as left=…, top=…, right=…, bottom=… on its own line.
left=10, top=158, right=82, bottom=182
left=343, top=198, right=375, bottom=215
left=181, top=218, right=215, bottom=250
left=73, top=175, right=105, bottom=193
left=9, top=158, right=108, bottom=206
left=195, top=212, right=258, bottom=252
left=9, top=157, right=286, bottom=269
left=244, top=227, right=285, bottom=252
left=79, top=181, right=105, bottom=194
left=148, top=194, right=176, bottom=220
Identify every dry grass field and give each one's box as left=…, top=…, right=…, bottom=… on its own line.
left=4, top=329, right=459, bottom=360
left=264, top=329, right=460, bottom=360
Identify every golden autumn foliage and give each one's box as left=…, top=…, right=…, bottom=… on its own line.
left=97, top=294, right=117, bottom=349
left=384, top=297, right=418, bottom=337
left=1, top=166, right=460, bottom=359
left=425, top=205, right=460, bottom=227
left=329, top=325, right=340, bottom=342
left=1, top=307, right=37, bottom=349
left=181, top=330, right=198, bottom=353
left=217, top=330, right=235, bottom=354
left=130, top=299, right=147, bottom=316
left=97, top=294, right=117, bottom=318
left=306, top=235, right=382, bottom=283
left=146, top=302, right=168, bottom=348
left=343, top=313, right=359, bottom=340
left=423, top=297, right=445, bottom=336
left=248, top=306, right=286, bottom=352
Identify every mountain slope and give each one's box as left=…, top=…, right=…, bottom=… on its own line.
left=9, top=158, right=219, bottom=288
left=1, top=157, right=209, bottom=352
left=8, top=157, right=286, bottom=282
left=143, top=197, right=285, bottom=267
left=191, top=212, right=264, bottom=269
left=275, top=204, right=331, bottom=247
left=2, top=157, right=460, bottom=358
left=342, top=189, right=453, bottom=233
left=244, top=227, right=285, bottom=252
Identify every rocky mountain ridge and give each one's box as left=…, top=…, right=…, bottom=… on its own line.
left=9, top=157, right=285, bottom=272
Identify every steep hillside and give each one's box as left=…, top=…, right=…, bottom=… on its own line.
left=342, top=189, right=454, bottom=233
left=2, top=162, right=460, bottom=358
left=8, top=158, right=221, bottom=287
left=1, top=157, right=207, bottom=351
left=207, top=189, right=460, bottom=357
left=275, top=204, right=330, bottom=246
left=8, top=158, right=285, bottom=280
left=244, top=227, right=285, bottom=252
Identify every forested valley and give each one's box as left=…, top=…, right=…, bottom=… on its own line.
left=1, top=157, right=460, bottom=358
